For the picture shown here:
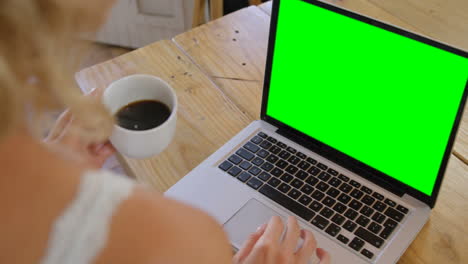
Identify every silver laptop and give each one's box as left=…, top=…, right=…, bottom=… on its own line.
left=166, top=0, right=468, bottom=263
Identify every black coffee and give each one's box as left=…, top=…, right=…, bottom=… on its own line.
left=116, top=100, right=171, bottom=131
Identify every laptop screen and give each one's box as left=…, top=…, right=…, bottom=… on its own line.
left=266, top=0, right=468, bottom=196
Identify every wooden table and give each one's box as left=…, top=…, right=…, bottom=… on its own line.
left=77, top=1, right=468, bottom=263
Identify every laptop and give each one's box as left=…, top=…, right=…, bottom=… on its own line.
left=166, top=0, right=468, bottom=263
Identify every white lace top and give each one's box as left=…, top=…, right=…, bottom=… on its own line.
left=40, top=170, right=135, bottom=264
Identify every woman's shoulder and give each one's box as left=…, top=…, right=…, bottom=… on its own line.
left=92, top=182, right=233, bottom=264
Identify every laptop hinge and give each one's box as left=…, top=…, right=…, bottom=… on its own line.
left=276, top=127, right=406, bottom=197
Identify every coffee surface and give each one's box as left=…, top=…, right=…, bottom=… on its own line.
left=116, top=100, right=171, bottom=131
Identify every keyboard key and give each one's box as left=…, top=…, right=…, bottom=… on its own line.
left=268, top=177, right=281, bottom=187
left=331, top=214, right=346, bottom=225
left=270, top=146, right=282, bottom=155
left=237, top=148, right=254, bottom=161
left=266, top=154, right=279, bottom=163
left=318, top=172, right=331, bottom=181
left=326, top=187, right=340, bottom=198
left=228, top=155, right=242, bottom=165
left=317, top=163, right=328, bottom=170
left=298, top=161, right=310, bottom=170
left=288, top=189, right=301, bottom=199
left=357, top=215, right=370, bottom=227
left=350, top=189, right=364, bottom=200
left=258, top=132, right=268, bottom=138
left=279, top=183, right=291, bottom=193
left=259, top=184, right=315, bottom=221
left=267, top=136, right=277, bottom=143
left=384, top=218, right=398, bottom=230
left=320, top=207, right=334, bottom=219
left=271, top=168, right=283, bottom=177
left=361, top=249, right=374, bottom=259
left=280, top=173, right=294, bottom=183
left=327, top=168, right=339, bottom=176
left=277, top=141, right=287, bottom=148
left=372, top=192, right=384, bottom=200
left=323, top=196, right=336, bottom=207
left=349, top=200, right=363, bottom=211
left=228, top=166, right=242, bottom=176
left=296, top=152, right=306, bottom=159
left=360, top=206, right=375, bottom=217
left=248, top=166, right=261, bottom=176
left=325, top=223, right=341, bottom=237
left=338, top=174, right=350, bottom=182
left=286, top=146, right=297, bottom=154
left=333, top=202, right=347, bottom=214
left=362, top=195, right=375, bottom=206
left=338, top=193, right=351, bottom=204
left=276, top=159, right=288, bottom=169
left=299, top=195, right=312, bottom=206
left=311, top=215, right=329, bottom=230
left=384, top=207, right=404, bottom=222
left=219, top=161, right=233, bottom=171
left=372, top=212, right=386, bottom=224
left=309, top=201, right=323, bottom=212
left=343, top=220, right=357, bottom=232
left=380, top=226, right=394, bottom=239
left=251, top=157, right=264, bottom=166
left=306, top=157, right=317, bottom=164
left=339, top=183, right=352, bottom=193
left=349, top=237, right=365, bottom=251
left=288, top=156, right=300, bottom=165
left=305, top=176, right=319, bottom=186
left=361, top=186, right=373, bottom=194
left=257, top=149, right=269, bottom=158
left=329, top=178, right=342, bottom=188
left=291, top=179, right=304, bottom=189
left=317, top=182, right=329, bottom=192
left=258, top=172, right=271, bottom=182
left=301, top=184, right=314, bottom=195
left=308, top=166, right=321, bottom=176
left=337, top=234, right=349, bottom=244
left=350, top=180, right=361, bottom=188
left=312, top=190, right=325, bottom=201
left=250, top=136, right=262, bottom=144
left=278, top=150, right=291, bottom=159
left=244, top=142, right=260, bottom=153
left=384, top=198, right=397, bottom=207
left=240, top=161, right=252, bottom=170
left=397, top=205, right=409, bottom=214
left=344, top=208, right=358, bottom=220
left=261, top=162, right=274, bottom=172
left=296, top=170, right=309, bottom=180
left=368, top=222, right=382, bottom=234
left=237, top=172, right=251, bottom=182
left=355, top=227, right=384, bottom=248
left=373, top=201, right=387, bottom=212
left=247, top=177, right=263, bottom=190
left=286, top=165, right=299, bottom=175
left=259, top=141, right=272, bottom=150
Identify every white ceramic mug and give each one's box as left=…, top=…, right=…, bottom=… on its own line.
left=102, top=74, right=178, bottom=159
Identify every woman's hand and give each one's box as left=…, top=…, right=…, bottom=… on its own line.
left=233, top=216, right=331, bottom=264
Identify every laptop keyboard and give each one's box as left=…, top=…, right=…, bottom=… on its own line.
left=218, top=132, right=410, bottom=260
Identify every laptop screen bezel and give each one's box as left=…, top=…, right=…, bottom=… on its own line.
left=260, top=0, right=468, bottom=208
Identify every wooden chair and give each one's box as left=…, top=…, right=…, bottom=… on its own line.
left=193, top=0, right=263, bottom=27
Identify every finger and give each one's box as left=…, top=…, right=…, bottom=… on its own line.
left=281, top=216, right=301, bottom=254
left=317, top=248, right=331, bottom=264
left=91, top=143, right=116, bottom=168
left=295, top=230, right=317, bottom=263
left=261, top=216, right=284, bottom=244
left=233, top=224, right=267, bottom=263
left=46, top=110, right=73, bottom=142
left=86, top=87, right=104, bottom=98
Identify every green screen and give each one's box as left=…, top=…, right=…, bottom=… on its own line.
left=266, top=0, right=468, bottom=195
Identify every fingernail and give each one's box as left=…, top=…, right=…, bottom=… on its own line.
left=256, top=223, right=266, bottom=232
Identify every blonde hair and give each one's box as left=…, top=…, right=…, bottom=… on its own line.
left=0, top=0, right=113, bottom=143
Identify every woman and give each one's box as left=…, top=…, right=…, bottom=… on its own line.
left=0, top=0, right=331, bottom=263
